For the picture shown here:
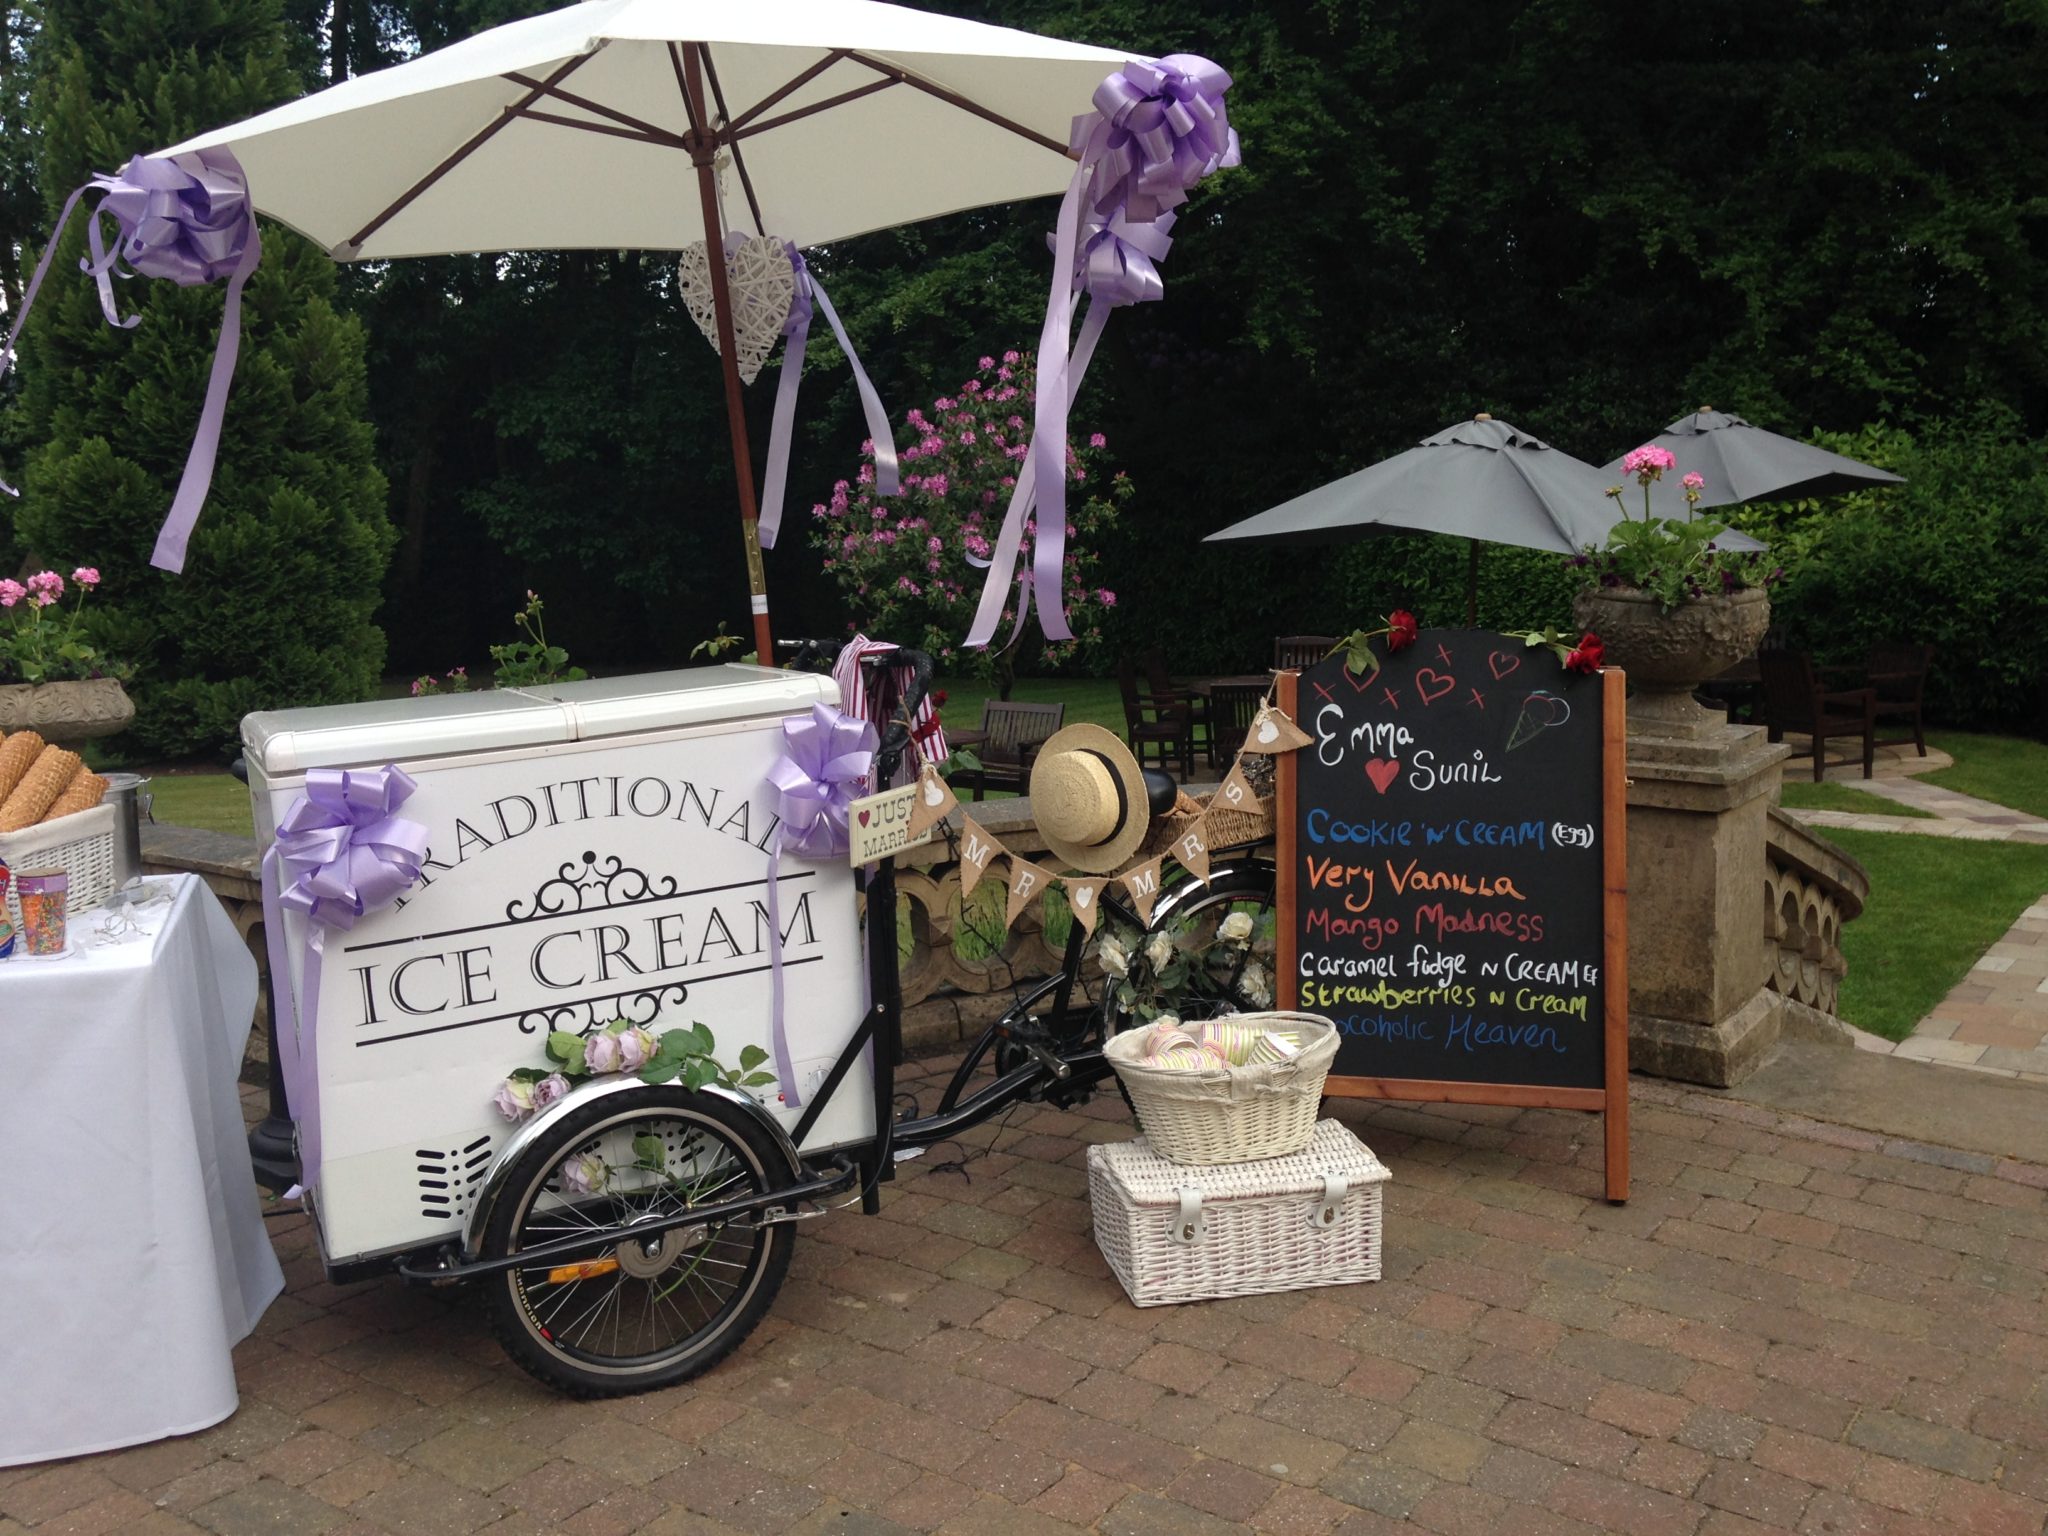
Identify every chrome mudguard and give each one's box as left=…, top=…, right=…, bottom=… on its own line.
left=460, top=1077, right=805, bottom=1262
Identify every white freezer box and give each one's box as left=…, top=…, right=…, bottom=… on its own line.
left=243, top=665, right=876, bottom=1267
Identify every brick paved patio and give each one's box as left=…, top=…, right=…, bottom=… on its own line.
left=3, top=1061, right=2046, bottom=1536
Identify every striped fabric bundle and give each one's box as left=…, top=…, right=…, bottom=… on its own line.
left=832, top=635, right=948, bottom=790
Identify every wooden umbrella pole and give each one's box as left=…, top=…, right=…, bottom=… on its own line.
left=682, top=43, right=774, bottom=661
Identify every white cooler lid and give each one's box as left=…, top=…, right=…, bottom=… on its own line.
left=243, top=663, right=840, bottom=775
left=1092, top=1121, right=1390, bottom=1205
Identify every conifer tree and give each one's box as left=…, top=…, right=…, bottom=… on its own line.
left=11, top=0, right=393, bottom=756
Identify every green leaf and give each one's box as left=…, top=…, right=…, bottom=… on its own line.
left=683, top=1023, right=715, bottom=1058
left=738, top=1044, right=770, bottom=1071
left=545, top=1031, right=581, bottom=1063
left=639, top=1060, right=681, bottom=1084
left=739, top=1071, right=777, bottom=1087
left=683, top=1058, right=717, bottom=1091
left=507, top=1067, right=552, bottom=1084
left=631, top=1133, right=667, bottom=1172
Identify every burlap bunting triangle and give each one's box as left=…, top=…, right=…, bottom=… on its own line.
left=1215, top=758, right=1260, bottom=814
left=1170, top=816, right=1213, bottom=884
left=1119, top=854, right=1167, bottom=925
left=1062, top=874, right=1110, bottom=935
left=1006, top=857, right=1055, bottom=930
left=1240, top=703, right=1312, bottom=754
left=958, top=815, right=1000, bottom=898
left=907, top=763, right=957, bottom=837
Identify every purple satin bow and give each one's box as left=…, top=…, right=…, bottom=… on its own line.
left=758, top=241, right=899, bottom=552
left=761, top=704, right=876, bottom=1104
left=0, top=148, right=260, bottom=572
left=260, top=765, right=429, bottom=1185
left=966, top=55, right=1238, bottom=649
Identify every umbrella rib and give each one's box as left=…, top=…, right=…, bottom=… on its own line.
left=727, top=50, right=851, bottom=134
left=343, top=51, right=594, bottom=253
left=701, top=46, right=767, bottom=237
left=502, top=71, right=690, bottom=147
left=844, top=51, right=1074, bottom=158
left=515, top=107, right=681, bottom=150
left=729, top=78, right=900, bottom=142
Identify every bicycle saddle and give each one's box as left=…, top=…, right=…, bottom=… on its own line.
left=1141, top=768, right=1178, bottom=818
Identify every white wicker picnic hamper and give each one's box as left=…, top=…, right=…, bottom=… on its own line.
left=1103, top=1010, right=1338, bottom=1164
left=0, top=803, right=117, bottom=930
left=1089, top=1120, right=1390, bottom=1306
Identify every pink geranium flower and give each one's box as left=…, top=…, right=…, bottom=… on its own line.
left=71, top=567, right=100, bottom=588
left=1620, top=445, right=1677, bottom=481
left=1681, top=472, right=1705, bottom=491
left=0, top=579, right=22, bottom=608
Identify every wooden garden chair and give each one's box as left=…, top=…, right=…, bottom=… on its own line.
left=1759, top=650, right=1876, bottom=781
left=1273, top=635, right=1337, bottom=671
left=950, top=700, right=1064, bottom=799
left=1205, top=682, right=1268, bottom=769
left=1118, top=660, right=1195, bottom=779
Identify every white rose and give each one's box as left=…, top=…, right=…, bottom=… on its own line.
left=1153, top=1012, right=1181, bottom=1034
left=1098, top=936, right=1130, bottom=977
left=1242, top=961, right=1273, bottom=1008
left=1145, top=932, right=1174, bottom=970
left=1218, top=911, right=1253, bottom=944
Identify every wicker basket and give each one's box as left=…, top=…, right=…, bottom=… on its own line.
left=0, top=803, right=118, bottom=930
left=1139, top=789, right=1206, bottom=856
left=1104, top=1010, right=1339, bottom=1164
left=1203, top=792, right=1274, bottom=849
left=1089, top=1119, right=1390, bottom=1306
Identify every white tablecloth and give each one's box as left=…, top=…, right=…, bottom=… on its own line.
left=0, top=875, right=284, bottom=1466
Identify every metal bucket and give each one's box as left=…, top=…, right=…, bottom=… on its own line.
left=101, top=772, right=153, bottom=887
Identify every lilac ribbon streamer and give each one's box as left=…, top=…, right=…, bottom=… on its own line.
left=762, top=704, right=877, bottom=1106
left=258, top=765, right=429, bottom=1186
left=0, top=149, right=259, bottom=567
left=758, top=244, right=899, bottom=551
left=965, top=55, right=1238, bottom=649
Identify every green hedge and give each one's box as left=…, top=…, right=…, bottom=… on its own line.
left=1726, top=410, right=2048, bottom=735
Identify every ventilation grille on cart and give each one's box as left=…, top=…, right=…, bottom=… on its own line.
left=416, top=1135, right=493, bottom=1222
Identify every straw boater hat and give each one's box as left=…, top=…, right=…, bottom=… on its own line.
left=1029, top=723, right=1151, bottom=874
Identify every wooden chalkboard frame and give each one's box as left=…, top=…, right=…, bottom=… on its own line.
left=1276, top=664, right=1631, bottom=1202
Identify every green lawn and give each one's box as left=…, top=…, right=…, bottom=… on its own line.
left=1826, top=829, right=2048, bottom=1041
left=149, top=773, right=254, bottom=837
left=1776, top=780, right=1934, bottom=819
left=934, top=674, right=1124, bottom=735
left=1925, top=731, right=2048, bottom=821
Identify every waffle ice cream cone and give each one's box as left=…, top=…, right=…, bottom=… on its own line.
left=0, top=745, right=83, bottom=831
left=0, top=731, right=45, bottom=803
left=41, top=766, right=107, bottom=821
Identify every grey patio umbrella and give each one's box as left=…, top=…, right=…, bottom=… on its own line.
left=1206, top=414, right=1634, bottom=625
left=1604, top=408, right=1904, bottom=518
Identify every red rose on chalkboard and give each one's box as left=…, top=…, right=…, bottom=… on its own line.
left=1564, top=633, right=1605, bottom=673
left=1387, top=610, right=1420, bottom=651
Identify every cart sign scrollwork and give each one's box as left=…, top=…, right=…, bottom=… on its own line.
left=515, top=983, right=691, bottom=1036
left=507, top=851, right=681, bottom=922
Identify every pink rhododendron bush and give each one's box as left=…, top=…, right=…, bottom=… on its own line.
left=808, top=350, right=1129, bottom=689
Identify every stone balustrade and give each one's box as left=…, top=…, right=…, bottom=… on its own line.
left=1762, top=804, right=1869, bottom=1017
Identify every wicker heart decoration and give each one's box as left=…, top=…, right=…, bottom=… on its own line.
left=678, top=236, right=797, bottom=385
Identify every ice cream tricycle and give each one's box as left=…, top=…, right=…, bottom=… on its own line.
left=247, top=646, right=1277, bottom=1394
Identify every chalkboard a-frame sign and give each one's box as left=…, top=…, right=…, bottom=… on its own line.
left=1277, top=629, right=1630, bottom=1202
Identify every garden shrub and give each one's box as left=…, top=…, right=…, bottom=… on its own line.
left=1727, top=409, right=2048, bottom=735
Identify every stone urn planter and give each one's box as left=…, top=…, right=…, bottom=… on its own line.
left=0, top=678, right=136, bottom=746
left=1572, top=586, right=1770, bottom=737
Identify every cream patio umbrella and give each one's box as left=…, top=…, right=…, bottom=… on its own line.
left=155, top=0, right=1152, bottom=657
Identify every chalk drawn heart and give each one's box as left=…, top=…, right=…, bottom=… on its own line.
left=1365, top=758, right=1401, bottom=794
left=1415, top=667, right=1456, bottom=705
left=1255, top=716, right=1279, bottom=744
left=1488, top=651, right=1521, bottom=681
left=1529, top=691, right=1570, bottom=725
left=1074, top=886, right=1093, bottom=908
left=923, top=778, right=945, bottom=806
left=678, top=235, right=797, bottom=385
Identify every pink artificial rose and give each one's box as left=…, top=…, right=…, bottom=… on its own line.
left=0, top=579, right=22, bottom=608
left=71, top=566, right=100, bottom=588
left=583, top=1030, right=624, bottom=1074
left=532, top=1072, right=572, bottom=1110
left=492, top=1078, right=538, bottom=1121
left=1681, top=472, right=1705, bottom=490
left=617, top=1027, right=657, bottom=1071
left=561, top=1152, right=607, bottom=1195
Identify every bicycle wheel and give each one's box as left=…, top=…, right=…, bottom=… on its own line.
left=1110, top=860, right=1281, bottom=1034
left=479, top=1086, right=795, bottom=1397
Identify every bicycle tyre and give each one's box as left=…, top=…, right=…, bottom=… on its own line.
left=479, top=1086, right=795, bottom=1398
